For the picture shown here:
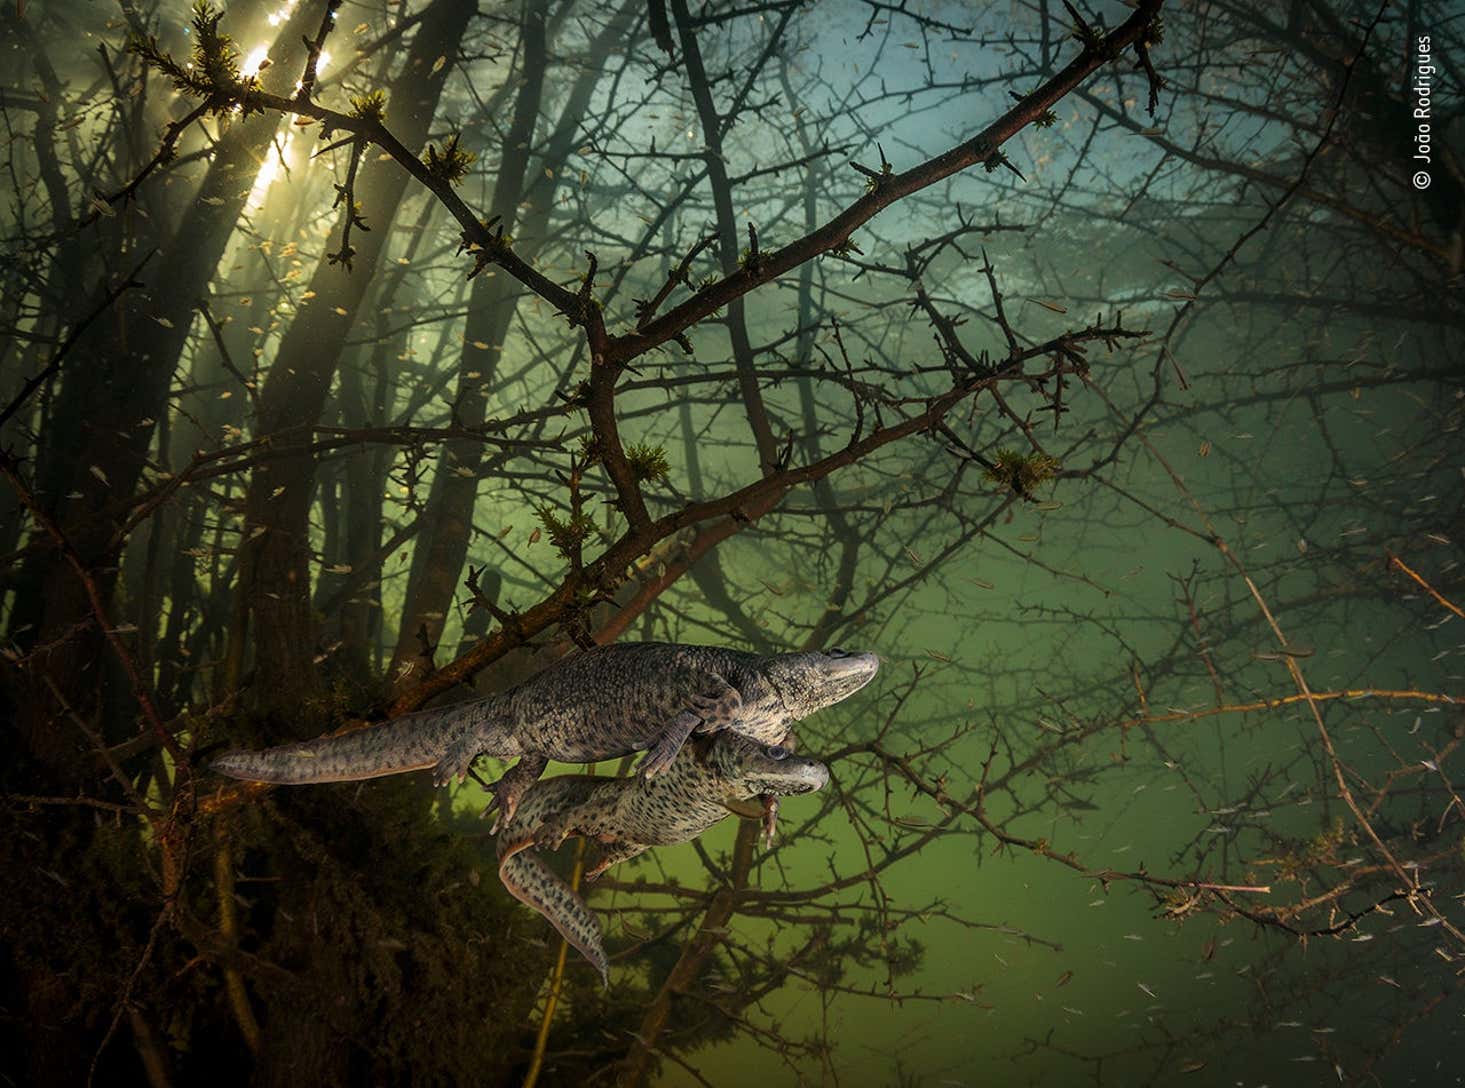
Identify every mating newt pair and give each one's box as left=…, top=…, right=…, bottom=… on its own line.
left=213, top=641, right=878, bottom=979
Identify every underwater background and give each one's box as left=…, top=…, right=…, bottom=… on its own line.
left=1, top=0, right=1461, bottom=1084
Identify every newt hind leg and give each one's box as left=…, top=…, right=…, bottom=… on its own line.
left=584, top=839, right=649, bottom=883
left=432, top=736, right=478, bottom=788
left=481, top=755, right=550, bottom=832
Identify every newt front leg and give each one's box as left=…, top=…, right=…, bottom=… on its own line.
left=638, top=677, right=743, bottom=778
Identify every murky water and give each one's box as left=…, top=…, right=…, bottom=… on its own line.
left=2, top=0, right=1460, bottom=1084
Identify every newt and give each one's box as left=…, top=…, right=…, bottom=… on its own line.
left=213, top=642, right=875, bottom=825
left=495, top=730, right=830, bottom=984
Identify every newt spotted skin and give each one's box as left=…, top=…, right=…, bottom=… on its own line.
left=213, top=642, right=876, bottom=826
left=495, top=731, right=830, bottom=984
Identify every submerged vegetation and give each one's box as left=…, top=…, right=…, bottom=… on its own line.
left=983, top=448, right=1061, bottom=498
left=1, top=0, right=1461, bottom=1084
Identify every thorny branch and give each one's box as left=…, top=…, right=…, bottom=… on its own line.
left=8, top=0, right=1463, bottom=1082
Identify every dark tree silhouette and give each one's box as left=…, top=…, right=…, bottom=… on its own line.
left=3, top=0, right=1461, bottom=1085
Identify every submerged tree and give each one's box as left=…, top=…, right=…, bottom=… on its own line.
left=1, top=0, right=1460, bottom=1085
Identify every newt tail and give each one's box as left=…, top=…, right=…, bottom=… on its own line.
left=211, top=703, right=516, bottom=785
left=498, top=843, right=609, bottom=986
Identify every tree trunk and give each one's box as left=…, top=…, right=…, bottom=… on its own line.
left=5, top=0, right=320, bottom=762
left=235, top=0, right=475, bottom=714
left=670, top=0, right=779, bottom=472
left=316, top=196, right=438, bottom=683
left=389, top=0, right=638, bottom=685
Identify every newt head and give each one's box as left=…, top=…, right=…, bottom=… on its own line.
left=757, top=647, right=880, bottom=719
left=708, top=733, right=830, bottom=800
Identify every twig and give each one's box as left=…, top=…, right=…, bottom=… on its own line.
left=1387, top=551, right=1465, bottom=620
left=296, top=0, right=344, bottom=104
left=523, top=838, right=586, bottom=1087
left=0, top=250, right=156, bottom=429
left=1, top=453, right=181, bottom=761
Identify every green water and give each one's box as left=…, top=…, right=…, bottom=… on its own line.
left=2, top=0, right=1461, bottom=1083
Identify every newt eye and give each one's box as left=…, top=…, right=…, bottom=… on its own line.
left=767, top=745, right=789, bottom=761
left=828, top=648, right=848, bottom=658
